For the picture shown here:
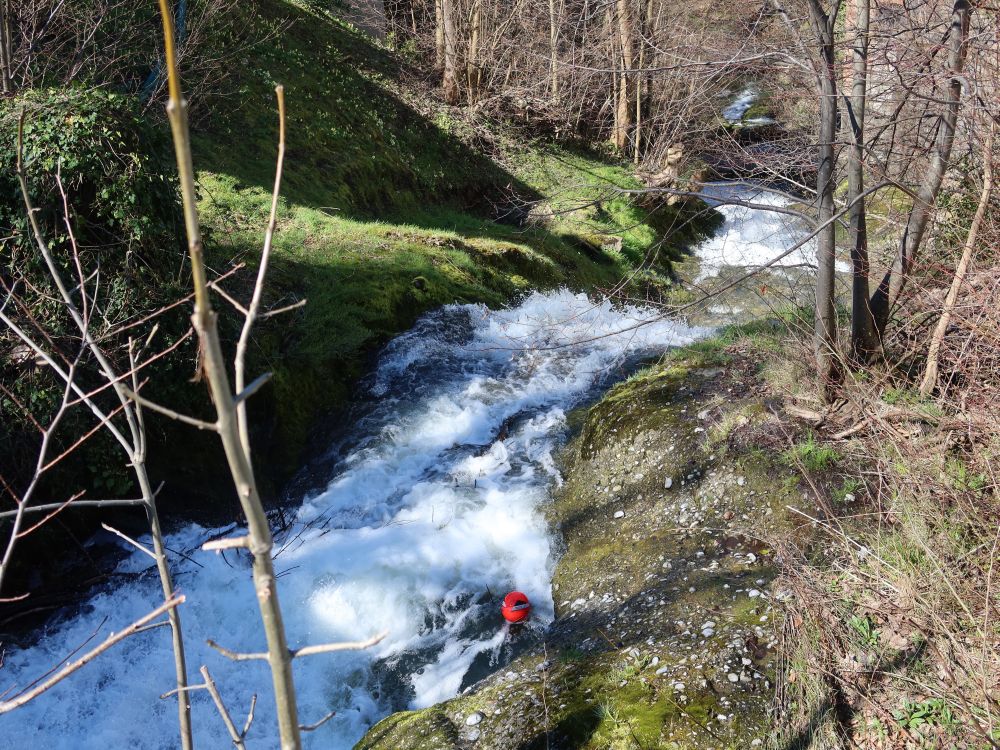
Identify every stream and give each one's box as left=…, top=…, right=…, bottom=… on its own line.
left=1, top=291, right=712, bottom=749
left=0, top=89, right=829, bottom=748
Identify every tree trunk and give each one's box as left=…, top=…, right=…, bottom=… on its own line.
left=612, top=0, right=633, bottom=150
left=846, top=0, right=879, bottom=359
left=870, top=0, right=971, bottom=334
left=548, top=0, right=559, bottom=98
left=142, top=477, right=195, bottom=750
left=919, top=121, right=994, bottom=396
left=0, top=0, right=13, bottom=95
left=434, top=0, right=445, bottom=70
left=467, top=0, right=482, bottom=102
left=808, top=1, right=840, bottom=393
left=157, top=3, right=302, bottom=745
left=441, top=0, right=460, bottom=104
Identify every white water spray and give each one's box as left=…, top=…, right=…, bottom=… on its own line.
left=1, top=290, right=709, bottom=749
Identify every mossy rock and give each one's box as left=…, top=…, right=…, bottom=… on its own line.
left=356, top=327, right=805, bottom=750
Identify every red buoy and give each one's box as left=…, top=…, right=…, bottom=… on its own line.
left=501, top=591, right=531, bottom=623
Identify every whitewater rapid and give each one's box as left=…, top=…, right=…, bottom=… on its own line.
left=0, top=290, right=710, bottom=749
left=695, top=182, right=849, bottom=282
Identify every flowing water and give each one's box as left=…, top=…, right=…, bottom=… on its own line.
left=0, top=291, right=711, bottom=749
left=1, top=82, right=834, bottom=745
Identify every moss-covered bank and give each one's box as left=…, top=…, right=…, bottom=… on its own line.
left=148, top=0, right=723, bottom=501
left=355, top=322, right=807, bottom=750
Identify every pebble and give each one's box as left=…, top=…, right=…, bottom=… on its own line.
left=466, top=712, right=483, bottom=726
left=614, top=510, right=625, bottom=519
left=656, top=666, right=669, bottom=675
left=748, top=589, right=761, bottom=598
left=727, top=673, right=739, bottom=683
left=665, top=477, right=673, bottom=489
left=701, top=627, right=715, bottom=638
left=673, top=682, right=685, bottom=692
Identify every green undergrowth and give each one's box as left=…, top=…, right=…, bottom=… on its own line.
left=193, top=0, right=720, bottom=475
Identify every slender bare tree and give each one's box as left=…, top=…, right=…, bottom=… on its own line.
left=870, top=0, right=972, bottom=334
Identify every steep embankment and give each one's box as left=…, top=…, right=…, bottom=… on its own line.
left=357, top=323, right=805, bottom=750
left=168, top=0, right=719, bottom=495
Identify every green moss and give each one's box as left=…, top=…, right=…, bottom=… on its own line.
left=354, top=706, right=459, bottom=750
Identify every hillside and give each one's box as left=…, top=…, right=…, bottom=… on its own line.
left=180, top=0, right=719, bottom=487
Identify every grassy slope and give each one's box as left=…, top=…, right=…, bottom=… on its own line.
left=191, top=0, right=717, bottom=477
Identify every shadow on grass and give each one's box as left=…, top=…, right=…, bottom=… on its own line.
left=192, top=0, right=539, bottom=224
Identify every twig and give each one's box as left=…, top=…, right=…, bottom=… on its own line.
left=299, top=709, right=337, bottom=732
left=207, top=631, right=387, bottom=662
left=0, top=496, right=147, bottom=521
left=242, top=694, right=258, bottom=738
left=203, top=536, right=251, bottom=552
left=233, top=372, right=273, bottom=406
left=101, top=523, right=156, bottom=560
left=200, top=666, right=247, bottom=749
left=260, top=299, right=307, bottom=319
left=122, top=387, right=219, bottom=432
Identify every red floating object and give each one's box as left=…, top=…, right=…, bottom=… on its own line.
left=501, top=591, right=531, bottom=623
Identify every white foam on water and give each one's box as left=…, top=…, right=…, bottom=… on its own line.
left=694, top=183, right=849, bottom=282
left=0, top=290, right=709, bottom=749
left=722, top=87, right=758, bottom=122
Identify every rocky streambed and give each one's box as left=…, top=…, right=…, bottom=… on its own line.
left=357, top=326, right=804, bottom=750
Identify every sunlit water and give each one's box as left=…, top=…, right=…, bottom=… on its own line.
left=695, top=182, right=850, bottom=284
left=721, top=86, right=775, bottom=126
left=1, top=290, right=710, bottom=749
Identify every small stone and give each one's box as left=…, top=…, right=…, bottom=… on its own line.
left=665, top=477, right=673, bottom=489
left=737, top=476, right=746, bottom=486
left=751, top=740, right=762, bottom=747
left=536, top=661, right=550, bottom=672
left=727, top=673, right=739, bottom=683
left=673, top=682, right=685, bottom=692
left=656, top=666, right=669, bottom=675
left=748, top=589, right=761, bottom=599
left=614, top=510, right=625, bottom=519
left=701, top=628, right=715, bottom=638
left=466, top=712, right=484, bottom=726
